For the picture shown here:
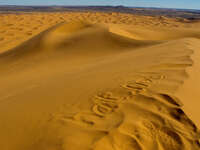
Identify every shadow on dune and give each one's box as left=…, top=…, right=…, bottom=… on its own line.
left=0, top=21, right=161, bottom=63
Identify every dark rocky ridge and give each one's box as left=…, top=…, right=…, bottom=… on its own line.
left=0, top=5, right=200, bottom=19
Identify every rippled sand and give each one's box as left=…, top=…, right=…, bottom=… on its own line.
left=0, top=12, right=200, bottom=150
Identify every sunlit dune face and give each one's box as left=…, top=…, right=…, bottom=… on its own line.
left=0, top=11, right=200, bottom=150
left=53, top=21, right=92, bottom=34
left=42, top=21, right=95, bottom=48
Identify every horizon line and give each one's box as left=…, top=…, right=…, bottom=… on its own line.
left=0, top=4, right=200, bottom=11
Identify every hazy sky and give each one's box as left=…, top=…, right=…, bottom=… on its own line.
left=0, top=0, right=200, bottom=10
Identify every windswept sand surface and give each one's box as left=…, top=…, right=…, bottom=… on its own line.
left=0, top=12, right=200, bottom=150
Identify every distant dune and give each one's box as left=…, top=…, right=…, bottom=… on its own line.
left=0, top=5, right=200, bottom=19
left=0, top=11, right=200, bottom=150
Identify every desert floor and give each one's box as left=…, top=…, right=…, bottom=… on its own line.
left=0, top=12, right=200, bottom=150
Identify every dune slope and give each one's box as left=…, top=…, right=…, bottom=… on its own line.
left=0, top=20, right=200, bottom=150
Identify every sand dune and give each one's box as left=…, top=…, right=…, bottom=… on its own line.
left=0, top=12, right=200, bottom=150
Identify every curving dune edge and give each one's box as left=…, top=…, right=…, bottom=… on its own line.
left=0, top=12, right=200, bottom=150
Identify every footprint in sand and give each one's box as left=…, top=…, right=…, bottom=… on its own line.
left=158, top=93, right=183, bottom=107
left=120, top=79, right=150, bottom=95
left=157, top=127, right=183, bottom=150
left=49, top=91, right=124, bottom=133
left=169, top=108, right=198, bottom=132
left=94, top=129, right=143, bottom=150
left=92, top=92, right=120, bottom=117
left=140, top=120, right=185, bottom=150
left=46, top=71, right=199, bottom=150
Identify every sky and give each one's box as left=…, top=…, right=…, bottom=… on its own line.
left=0, top=0, right=200, bottom=10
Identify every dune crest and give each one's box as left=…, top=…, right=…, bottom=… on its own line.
left=0, top=21, right=160, bottom=75
left=0, top=12, right=200, bottom=150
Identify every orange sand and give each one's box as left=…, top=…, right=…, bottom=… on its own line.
left=0, top=12, right=200, bottom=150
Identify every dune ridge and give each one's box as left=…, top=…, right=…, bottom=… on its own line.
left=0, top=12, right=200, bottom=150
left=1, top=12, right=200, bottom=53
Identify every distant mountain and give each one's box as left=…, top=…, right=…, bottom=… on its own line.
left=0, top=5, right=199, bottom=19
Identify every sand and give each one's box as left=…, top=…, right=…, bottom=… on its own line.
left=0, top=12, right=200, bottom=150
